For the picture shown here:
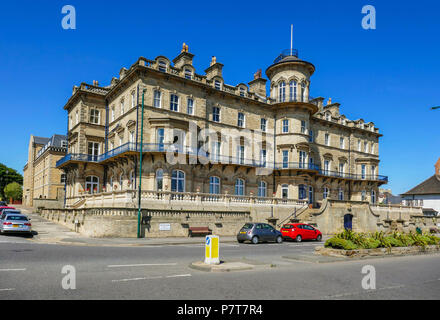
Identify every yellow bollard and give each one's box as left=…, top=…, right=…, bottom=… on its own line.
left=204, top=235, right=220, bottom=265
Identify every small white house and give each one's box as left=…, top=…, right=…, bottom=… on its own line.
left=401, top=158, right=440, bottom=217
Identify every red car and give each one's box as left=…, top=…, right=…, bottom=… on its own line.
left=280, top=223, right=322, bottom=242
left=0, top=206, right=15, bottom=215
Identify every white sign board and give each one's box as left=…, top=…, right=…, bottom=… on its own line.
left=159, top=223, right=171, bottom=231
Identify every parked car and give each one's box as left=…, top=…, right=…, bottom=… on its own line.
left=237, top=223, right=283, bottom=244
left=0, top=201, right=8, bottom=207
left=0, top=206, right=16, bottom=215
left=280, top=223, right=322, bottom=242
left=0, top=213, right=32, bottom=235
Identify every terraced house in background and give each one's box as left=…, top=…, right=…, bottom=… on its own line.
left=50, top=43, right=406, bottom=237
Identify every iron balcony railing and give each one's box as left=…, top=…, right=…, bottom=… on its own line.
left=275, top=162, right=320, bottom=171
left=318, top=170, right=388, bottom=182
left=274, top=49, right=299, bottom=63
left=56, top=153, right=99, bottom=167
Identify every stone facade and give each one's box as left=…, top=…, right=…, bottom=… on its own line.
left=23, top=135, right=67, bottom=207
left=51, top=44, right=395, bottom=237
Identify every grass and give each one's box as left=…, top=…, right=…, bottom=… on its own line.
left=324, top=230, right=440, bottom=250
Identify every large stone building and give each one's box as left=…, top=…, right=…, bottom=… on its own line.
left=23, top=134, right=67, bottom=207
left=48, top=44, right=425, bottom=237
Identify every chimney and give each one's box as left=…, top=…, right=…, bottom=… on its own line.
left=435, top=158, right=440, bottom=176
left=92, top=80, right=99, bottom=86
left=248, top=69, right=267, bottom=97
left=327, top=98, right=332, bottom=105
left=173, top=43, right=195, bottom=69
left=205, top=56, right=223, bottom=81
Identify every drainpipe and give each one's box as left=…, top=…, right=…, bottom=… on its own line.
left=134, top=83, right=140, bottom=190
left=137, top=88, right=146, bottom=238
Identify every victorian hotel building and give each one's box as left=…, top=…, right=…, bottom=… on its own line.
left=56, top=44, right=388, bottom=235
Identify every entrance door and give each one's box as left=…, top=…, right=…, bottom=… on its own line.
left=344, top=214, right=353, bottom=230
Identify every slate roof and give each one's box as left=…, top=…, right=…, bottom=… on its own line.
left=401, top=175, right=440, bottom=196
left=33, top=136, right=50, bottom=145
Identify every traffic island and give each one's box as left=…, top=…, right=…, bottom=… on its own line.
left=189, top=260, right=274, bottom=272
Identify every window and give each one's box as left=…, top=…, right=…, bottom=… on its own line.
left=212, top=107, right=220, bottom=122
left=131, top=91, right=136, bottom=108
left=371, top=143, right=375, bottom=154
left=120, top=100, right=125, bottom=115
left=340, top=137, right=345, bottom=149
left=209, top=176, right=221, bottom=194
left=61, top=140, right=68, bottom=148
left=214, top=80, right=221, bottom=90
left=235, top=179, right=245, bottom=196
left=61, top=174, right=66, bottom=184
left=260, top=118, right=267, bottom=132
left=308, top=186, right=314, bottom=204
left=129, top=131, right=135, bottom=144
left=325, top=133, right=330, bottom=146
left=301, top=120, right=306, bottom=134
left=279, top=81, right=286, bottom=102
left=211, top=141, right=221, bottom=162
left=258, top=181, right=267, bottom=198
left=240, top=87, right=246, bottom=97
left=237, top=145, right=245, bottom=165
left=119, top=173, right=123, bottom=189
left=187, top=98, right=194, bottom=115
left=364, top=141, right=368, bottom=153
left=301, top=82, right=306, bottom=102
left=299, top=151, right=307, bottom=169
left=111, top=106, right=115, bottom=122
left=158, top=60, right=167, bottom=72
left=237, top=112, right=245, bottom=128
left=324, top=160, right=330, bottom=175
left=85, top=176, right=99, bottom=194
left=289, top=81, right=297, bottom=102
left=339, top=163, right=345, bottom=177
left=309, top=130, right=314, bottom=142
left=156, top=169, right=163, bottom=191
left=298, top=185, right=307, bottom=200
left=358, top=139, right=362, bottom=152
left=371, top=190, right=376, bottom=204
left=361, top=190, right=366, bottom=201
left=371, top=165, right=376, bottom=179
left=154, top=90, right=161, bottom=108
left=282, top=119, right=289, bottom=133
left=325, top=113, right=331, bottom=121
left=260, top=149, right=267, bottom=167
left=282, top=150, right=289, bottom=168
left=75, top=111, right=79, bottom=124
left=171, top=170, right=185, bottom=193
left=184, top=69, right=192, bottom=80
left=156, top=128, right=165, bottom=151
left=282, top=184, right=288, bottom=199
left=323, top=187, right=329, bottom=199
left=129, top=170, right=135, bottom=189
left=361, top=164, right=366, bottom=179
left=89, top=109, right=100, bottom=124
left=338, top=188, right=344, bottom=201
left=170, top=94, right=179, bottom=112
left=87, top=142, right=99, bottom=161
left=109, top=176, right=113, bottom=192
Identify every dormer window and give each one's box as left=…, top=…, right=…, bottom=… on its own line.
left=158, top=60, right=167, bottom=72
left=214, top=80, right=221, bottom=90
left=325, top=113, right=331, bottom=121
left=184, top=69, right=192, bottom=80
left=61, top=140, right=67, bottom=148
left=240, top=87, right=246, bottom=97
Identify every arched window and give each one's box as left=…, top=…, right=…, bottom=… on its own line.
left=338, top=188, right=344, bottom=201
left=258, top=181, right=267, bottom=198
left=209, top=176, right=221, bottom=194
left=323, top=187, right=329, bottom=199
left=184, top=69, right=192, bottom=80
left=301, top=82, right=306, bottom=102
left=156, top=169, right=163, bottom=191
left=361, top=190, right=366, bottom=201
left=289, top=80, right=297, bottom=102
left=279, top=81, right=286, bottom=102
left=235, top=178, right=245, bottom=196
left=171, top=170, right=185, bottom=193
left=371, top=190, right=376, bottom=204
left=158, top=60, right=167, bottom=72
left=308, top=186, right=314, bottom=204
left=298, top=184, right=307, bottom=200
left=119, top=173, right=124, bottom=190
left=85, top=176, right=99, bottom=194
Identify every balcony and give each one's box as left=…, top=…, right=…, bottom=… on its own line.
left=275, top=162, right=320, bottom=171
left=318, top=170, right=388, bottom=183
left=56, top=153, right=99, bottom=167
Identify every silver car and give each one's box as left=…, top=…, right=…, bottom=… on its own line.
left=237, top=223, right=283, bottom=244
left=0, top=213, right=32, bottom=235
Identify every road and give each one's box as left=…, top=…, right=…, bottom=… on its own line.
left=0, top=235, right=439, bottom=300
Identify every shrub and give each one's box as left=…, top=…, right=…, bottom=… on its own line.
left=325, top=238, right=358, bottom=250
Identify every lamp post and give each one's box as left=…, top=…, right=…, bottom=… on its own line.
left=137, top=89, right=146, bottom=238
left=431, top=106, right=440, bottom=110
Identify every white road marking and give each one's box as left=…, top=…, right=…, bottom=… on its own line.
left=0, top=288, right=15, bottom=292
left=0, top=268, right=26, bottom=272
left=107, top=263, right=177, bottom=268
left=112, top=274, right=192, bottom=282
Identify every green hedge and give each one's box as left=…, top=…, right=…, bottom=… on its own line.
left=324, top=230, right=440, bottom=250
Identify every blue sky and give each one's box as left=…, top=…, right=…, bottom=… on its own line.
left=0, top=0, right=439, bottom=194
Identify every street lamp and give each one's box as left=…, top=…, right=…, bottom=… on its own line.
left=431, top=106, right=440, bottom=110
left=137, top=89, right=146, bottom=238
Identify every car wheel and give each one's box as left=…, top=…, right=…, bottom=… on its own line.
left=295, top=235, right=302, bottom=242
left=251, top=236, right=259, bottom=244
left=276, top=236, right=283, bottom=244
left=316, top=234, right=322, bottom=242
left=238, top=240, right=244, bottom=243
